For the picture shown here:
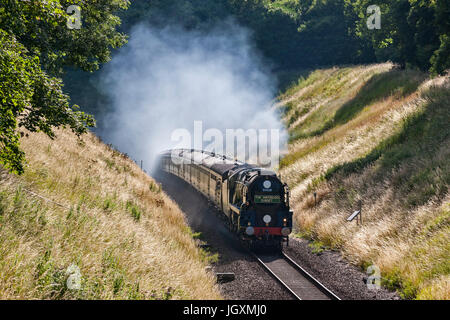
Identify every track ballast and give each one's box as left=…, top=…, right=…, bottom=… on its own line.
left=252, top=251, right=340, bottom=300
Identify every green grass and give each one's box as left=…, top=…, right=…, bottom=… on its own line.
left=308, top=240, right=327, bottom=254
left=103, top=195, right=118, bottom=212
left=286, top=101, right=315, bottom=126
left=278, top=68, right=351, bottom=130
left=126, top=200, right=143, bottom=221
left=149, top=181, right=161, bottom=193
left=0, top=129, right=222, bottom=300
left=325, top=85, right=450, bottom=208
left=383, top=223, right=449, bottom=299
left=302, top=68, right=354, bottom=100
left=312, top=70, right=425, bottom=137
left=285, top=68, right=356, bottom=141
left=311, top=84, right=449, bottom=299
left=280, top=135, right=330, bottom=168
left=279, top=64, right=449, bottom=299
left=277, top=69, right=315, bottom=99
left=289, top=69, right=425, bottom=142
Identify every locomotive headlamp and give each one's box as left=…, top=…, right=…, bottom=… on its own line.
left=263, top=181, right=272, bottom=189
left=263, top=215, right=272, bottom=224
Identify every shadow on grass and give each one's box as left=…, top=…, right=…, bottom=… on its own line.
left=276, top=69, right=314, bottom=98
left=290, top=69, right=426, bottom=142
left=325, top=84, right=450, bottom=207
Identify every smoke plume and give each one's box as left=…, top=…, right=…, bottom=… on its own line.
left=99, top=21, right=286, bottom=172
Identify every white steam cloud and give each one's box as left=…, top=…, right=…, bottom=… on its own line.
left=99, top=22, right=286, bottom=172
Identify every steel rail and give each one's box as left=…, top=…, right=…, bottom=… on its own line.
left=282, top=252, right=341, bottom=300
left=251, top=252, right=302, bottom=300
left=251, top=251, right=340, bottom=300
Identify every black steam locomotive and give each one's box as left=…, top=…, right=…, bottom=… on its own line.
left=159, top=149, right=293, bottom=248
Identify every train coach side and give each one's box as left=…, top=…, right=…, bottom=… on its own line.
left=159, top=149, right=293, bottom=248
left=159, top=149, right=239, bottom=214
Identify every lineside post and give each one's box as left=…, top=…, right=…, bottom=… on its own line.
left=358, top=200, right=362, bottom=225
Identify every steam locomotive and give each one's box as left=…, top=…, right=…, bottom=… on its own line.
left=159, top=149, right=293, bottom=249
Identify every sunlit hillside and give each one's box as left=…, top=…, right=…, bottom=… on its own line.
left=0, top=129, right=221, bottom=299
left=278, top=63, right=449, bottom=300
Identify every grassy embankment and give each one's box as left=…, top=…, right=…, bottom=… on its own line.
left=278, top=63, right=449, bottom=299
left=0, top=129, right=221, bottom=299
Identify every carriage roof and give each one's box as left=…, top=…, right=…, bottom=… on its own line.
left=160, top=149, right=248, bottom=177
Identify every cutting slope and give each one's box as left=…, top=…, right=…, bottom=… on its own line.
left=0, top=129, right=221, bottom=299
left=279, top=63, right=449, bottom=300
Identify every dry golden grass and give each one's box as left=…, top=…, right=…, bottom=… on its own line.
left=279, top=63, right=449, bottom=299
left=0, top=129, right=221, bottom=300
left=282, top=63, right=392, bottom=132
left=282, top=83, right=425, bottom=201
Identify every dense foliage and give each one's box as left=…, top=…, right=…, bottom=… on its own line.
left=348, top=0, right=450, bottom=73
left=116, top=0, right=449, bottom=73
left=0, top=0, right=128, bottom=173
left=255, top=0, right=449, bottom=72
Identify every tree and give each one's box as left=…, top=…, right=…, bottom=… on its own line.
left=0, top=0, right=129, bottom=174
left=430, top=0, right=450, bottom=74
left=350, top=0, right=449, bottom=74
left=294, top=0, right=365, bottom=66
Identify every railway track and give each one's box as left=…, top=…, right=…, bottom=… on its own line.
left=252, top=251, right=340, bottom=300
